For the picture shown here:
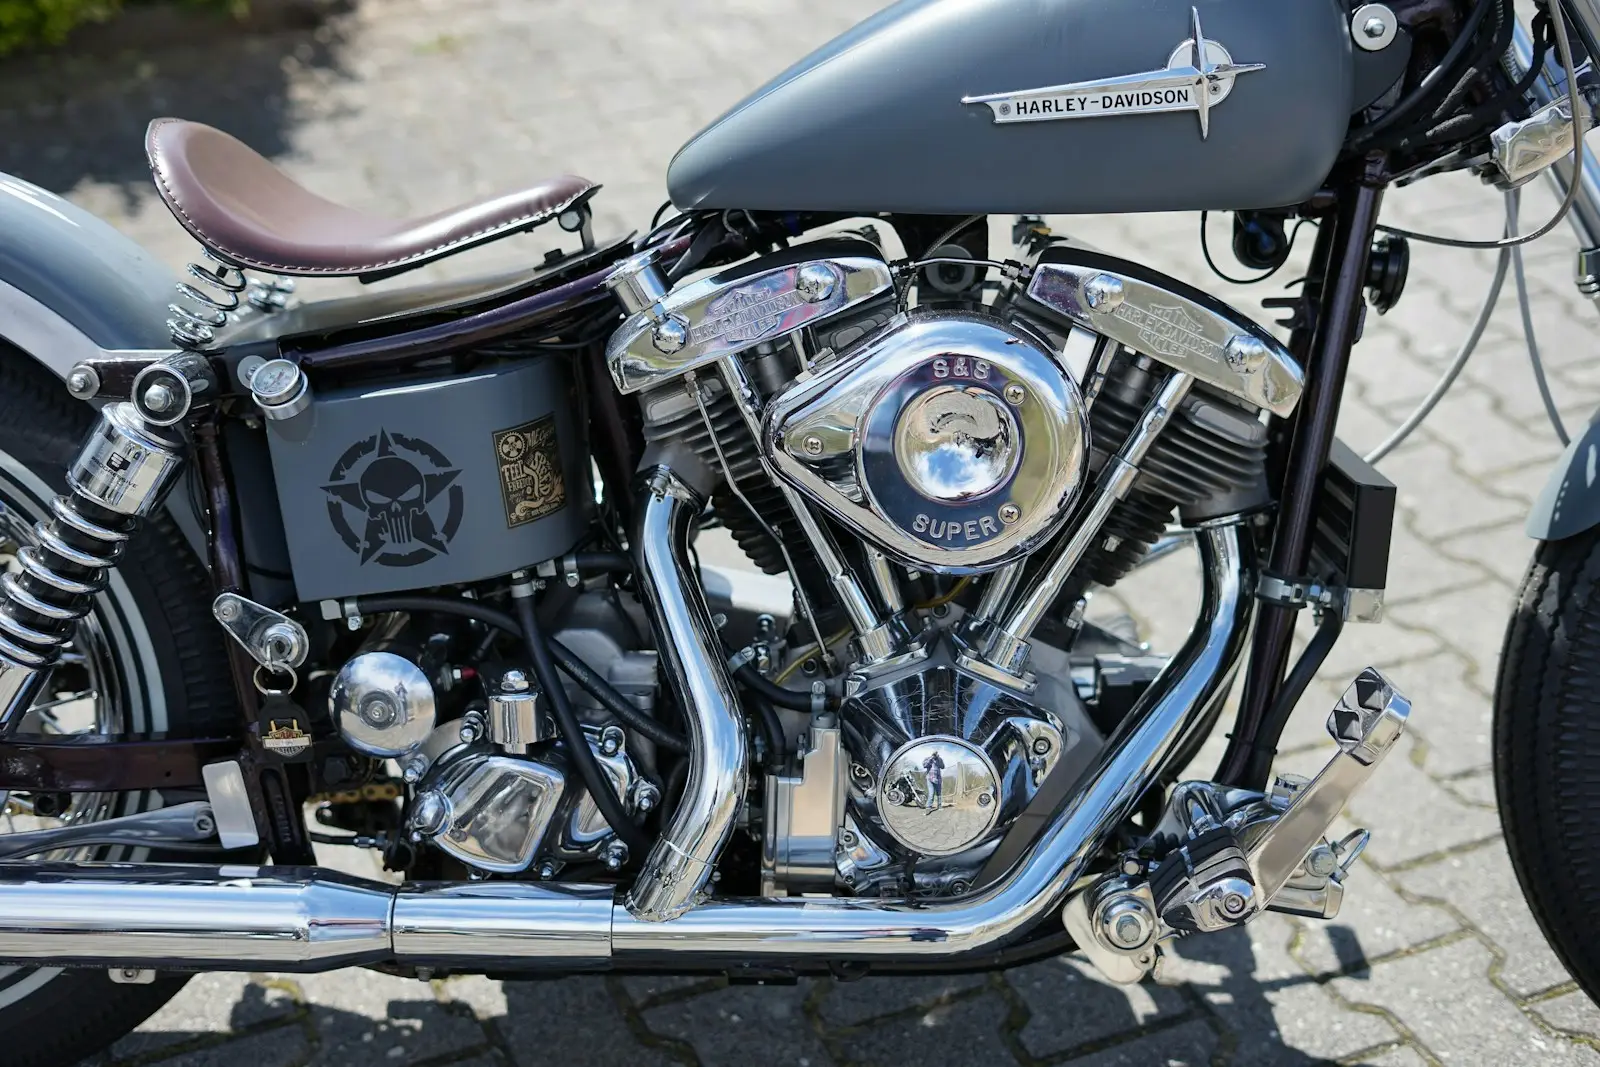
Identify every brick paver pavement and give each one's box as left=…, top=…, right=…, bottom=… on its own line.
left=6, top=1, right=1600, bottom=1063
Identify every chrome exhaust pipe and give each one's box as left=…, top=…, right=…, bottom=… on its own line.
left=0, top=524, right=1250, bottom=972
left=0, top=864, right=393, bottom=971
left=623, top=463, right=748, bottom=922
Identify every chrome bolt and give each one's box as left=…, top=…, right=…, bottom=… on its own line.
left=402, top=758, right=427, bottom=784
left=457, top=719, right=482, bottom=744
left=1223, top=335, right=1270, bottom=374
left=977, top=790, right=994, bottom=807
left=216, top=597, right=240, bottom=622
left=840, top=829, right=859, bottom=848
left=633, top=781, right=660, bottom=813
left=194, top=812, right=216, bottom=836
left=1003, top=382, right=1027, bottom=406
left=802, top=434, right=825, bottom=456
left=600, top=725, right=626, bottom=756
left=1083, top=274, right=1125, bottom=312
left=1031, top=737, right=1052, bottom=756
left=602, top=839, right=630, bottom=871
left=1100, top=897, right=1153, bottom=950
left=998, top=503, right=1022, bottom=524
left=410, top=790, right=449, bottom=836
left=1363, top=15, right=1386, bottom=37
left=142, top=381, right=176, bottom=413
left=795, top=263, right=837, bottom=303
left=1305, top=844, right=1339, bottom=879
left=67, top=366, right=99, bottom=398
left=537, top=860, right=558, bottom=880
left=501, top=669, right=529, bottom=692
left=1222, top=891, right=1249, bottom=917
left=651, top=315, right=689, bottom=354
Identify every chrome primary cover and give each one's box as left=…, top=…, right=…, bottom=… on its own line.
left=764, top=311, right=1089, bottom=573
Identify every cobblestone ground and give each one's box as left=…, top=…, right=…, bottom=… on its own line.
left=7, top=1, right=1600, bottom=1064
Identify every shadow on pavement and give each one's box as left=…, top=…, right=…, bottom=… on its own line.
left=94, top=922, right=1373, bottom=1066
left=0, top=0, right=353, bottom=202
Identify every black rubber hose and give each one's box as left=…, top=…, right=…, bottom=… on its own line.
left=746, top=688, right=787, bottom=773
left=354, top=595, right=687, bottom=752
left=1241, top=610, right=1345, bottom=788
left=572, top=551, right=632, bottom=574
left=514, top=593, right=649, bottom=855
left=733, top=661, right=832, bottom=712
left=1348, top=0, right=1497, bottom=149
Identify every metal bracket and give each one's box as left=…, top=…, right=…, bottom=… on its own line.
left=0, top=799, right=217, bottom=860
left=1255, top=574, right=1384, bottom=623
left=213, top=593, right=308, bottom=671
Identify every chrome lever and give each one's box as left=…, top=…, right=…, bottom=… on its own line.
left=1248, top=668, right=1408, bottom=903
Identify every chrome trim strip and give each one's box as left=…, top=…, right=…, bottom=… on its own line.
left=605, top=238, right=894, bottom=395
left=1022, top=247, right=1303, bottom=418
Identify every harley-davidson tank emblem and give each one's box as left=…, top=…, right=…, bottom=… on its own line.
left=322, top=429, right=464, bottom=567
left=962, top=7, right=1264, bottom=139
left=494, top=416, right=568, bottom=528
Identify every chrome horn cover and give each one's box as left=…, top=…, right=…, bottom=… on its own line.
left=764, top=310, right=1090, bottom=573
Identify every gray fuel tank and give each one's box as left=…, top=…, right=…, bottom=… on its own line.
left=667, top=0, right=1354, bottom=215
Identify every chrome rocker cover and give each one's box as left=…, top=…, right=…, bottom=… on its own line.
left=763, top=309, right=1090, bottom=573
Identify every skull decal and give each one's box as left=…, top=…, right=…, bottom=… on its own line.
left=324, top=430, right=464, bottom=566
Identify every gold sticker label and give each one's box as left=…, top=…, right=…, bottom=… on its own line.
left=494, top=416, right=567, bottom=528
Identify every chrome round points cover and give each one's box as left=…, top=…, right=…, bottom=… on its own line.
left=877, top=736, right=1000, bottom=856
left=894, top=385, right=1020, bottom=502
left=331, top=651, right=437, bottom=757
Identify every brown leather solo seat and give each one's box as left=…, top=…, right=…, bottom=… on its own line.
left=145, top=118, right=599, bottom=278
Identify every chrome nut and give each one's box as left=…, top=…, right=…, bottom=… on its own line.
left=1223, top=335, right=1270, bottom=374
left=1083, top=274, right=1125, bottom=312
left=651, top=315, right=690, bottom=354
left=795, top=263, right=838, bottom=303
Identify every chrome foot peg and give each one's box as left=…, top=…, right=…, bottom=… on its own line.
left=1064, top=667, right=1409, bottom=984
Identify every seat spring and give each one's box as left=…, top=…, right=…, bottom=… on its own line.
left=166, top=250, right=248, bottom=350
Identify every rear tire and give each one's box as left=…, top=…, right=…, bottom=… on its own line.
left=0, top=352, right=238, bottom=1067
left=1495, top=526, right=1600, bottom=1002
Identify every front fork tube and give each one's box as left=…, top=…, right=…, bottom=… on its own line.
left=1219, top=175, right=1385, bottom=790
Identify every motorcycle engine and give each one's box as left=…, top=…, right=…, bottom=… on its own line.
left=715, top=238, right=1272, bottom=898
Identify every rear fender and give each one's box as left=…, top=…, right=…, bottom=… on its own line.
left=1526, top=413, right=1600, bottom=540
left=0, top=172, right=206, bottom=557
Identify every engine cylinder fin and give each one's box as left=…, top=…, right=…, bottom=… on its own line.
left=1088, top=350, right=1269, bottom=515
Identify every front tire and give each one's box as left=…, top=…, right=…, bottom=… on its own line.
left=1495, top=526, right=1600, bottom=1002
left=0, top=352, right=237, bottom=1067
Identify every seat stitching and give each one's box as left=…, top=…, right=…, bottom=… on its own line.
left=147, top=121, right=597, bottom=274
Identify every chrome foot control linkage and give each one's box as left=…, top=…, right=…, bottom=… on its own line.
left=1063, top=667, right=1409, bottom=983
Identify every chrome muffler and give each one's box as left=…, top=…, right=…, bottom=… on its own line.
left=0, top=523, right=1250, bottom=973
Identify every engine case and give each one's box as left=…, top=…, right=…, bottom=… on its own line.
left=764, top=310, right=1089, bottom=573
left=836, top=641, right=1076, bottom=892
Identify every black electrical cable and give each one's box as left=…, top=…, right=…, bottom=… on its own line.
left=1349, top=0, right=1498, bottom=149
left=733, top=660, right=832, bottom=712
left=746, top=688, right=787, bottom=774
left=1199, top=213, right=1309, bottom=285
left=353, top=594, right=687, bottom=752
left=1241, top=609, right=1345, bottom=789
left=515, top=593, right=649, bottom=855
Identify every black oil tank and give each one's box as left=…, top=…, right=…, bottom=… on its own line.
left=667, top=0, right=1355, bottom=215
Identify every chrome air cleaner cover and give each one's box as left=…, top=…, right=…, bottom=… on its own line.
left=764, top=311, right=1088, bottom=573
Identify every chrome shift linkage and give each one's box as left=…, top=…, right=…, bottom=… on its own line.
left=1063, top=667, right=1408, bottom=984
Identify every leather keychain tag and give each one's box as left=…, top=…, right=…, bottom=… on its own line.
left=255, top=667, right=314, bottom=763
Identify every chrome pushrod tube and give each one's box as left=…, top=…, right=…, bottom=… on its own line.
left=611, top=520, right=1252, bottom=961
left=623, top=466, right=749, bottom=923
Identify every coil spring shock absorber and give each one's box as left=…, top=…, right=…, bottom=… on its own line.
left=167, top=250, right=247, bottom=349
left=0, top=403, right=186, bottom=722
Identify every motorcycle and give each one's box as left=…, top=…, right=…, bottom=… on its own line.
left=0, top=0, right=1595, bottom=1061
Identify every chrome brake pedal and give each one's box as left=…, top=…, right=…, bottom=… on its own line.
left=1064, top=667, right=1409, bottom=984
